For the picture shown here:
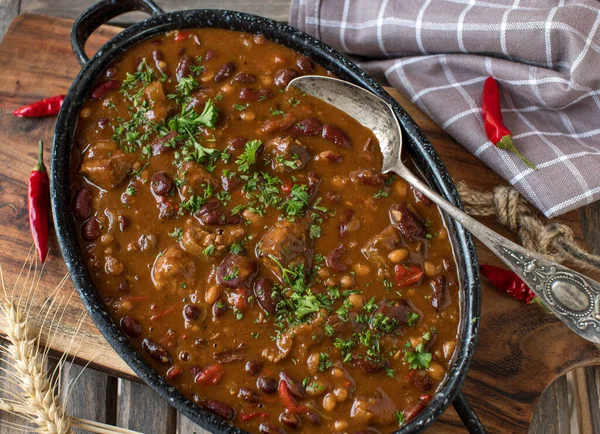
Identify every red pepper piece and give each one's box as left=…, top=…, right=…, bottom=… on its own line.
left=481, top=77, right=535, bottom=169
left=174, top=31, right=189, bottom=41
left=28, top=141, right=50, bottom=262
left=90, top=80, right=120, bottom=100
left=240, top=412, right=270, bottom=421
left=13, top=95, right=65, bottom=117
left=278, top=380, right=308, bottom=413
left=194, top=364, right=224, bottom=386
left=395, top=263, right=424, bottom=287
left=480, top=264, right=548, bottom=310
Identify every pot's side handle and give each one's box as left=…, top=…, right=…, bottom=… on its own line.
left=453, top=392, right=486, bottom=434
left=71, top=0, right=165, bottom=66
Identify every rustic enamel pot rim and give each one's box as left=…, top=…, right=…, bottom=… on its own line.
left=51, top=2, right=481, bottom=433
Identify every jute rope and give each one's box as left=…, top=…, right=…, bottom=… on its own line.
left=457, top=182, right=600, bottom=272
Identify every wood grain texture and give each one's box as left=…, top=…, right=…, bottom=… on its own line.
left=0, top=13, right=599, bottom=434
left=0, top=0, right=18, bottom=38
left=529, top=375, right=571, bottom=434
left=177, top=412, right=210, bottom=434
left=117, top=379, right=177, bottom=434
left=20, top=0, right=291, bottom=23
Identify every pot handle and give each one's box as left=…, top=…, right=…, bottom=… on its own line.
left=453, top=392, right=486, bottom=434
left=71, top=0, right=165, bottom=66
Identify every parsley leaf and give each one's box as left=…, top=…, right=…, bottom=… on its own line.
left=235, top=140, right=263, bottom=173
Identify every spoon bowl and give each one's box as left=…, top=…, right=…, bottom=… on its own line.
left=288, top=75, right=600, bottom=344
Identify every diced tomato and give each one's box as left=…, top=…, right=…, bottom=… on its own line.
left=194, top=364, right=224, bottom=386
left=174, top=32, right=189, bottom=41
left=395, top=263, right=424, bottom=287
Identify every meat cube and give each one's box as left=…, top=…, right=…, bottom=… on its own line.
left=151, top=247, right=195, bottom=292
left=361, top=225, right=402, bottom=270
left=80, top=141, right=133, bottom=190
left=389, top=202, right=426, bottom=241
left=263, top=136, right=311, bottom=172
left=216, top=254, right=258, bottom=288
left=181, top=226, right=244, bottom=258
left=177, top=161, right=218, bottom=201
left=430, top=275, right=450, bottom=311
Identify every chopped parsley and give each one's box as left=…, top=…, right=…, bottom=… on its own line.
left=282, top=184, right=310, bottom=216
left=169, top=227, right=183, bottom=241
left=318, top=353, right=333, bottom=372
left=404, top=331, right=433, bottom=369
left=373, top=189, right=389, bottom=199
left=202, top=244, right=215, bottom=256
left=176, top=76, right=200, bottom=97
left=235, top=140, right=263, bottom=173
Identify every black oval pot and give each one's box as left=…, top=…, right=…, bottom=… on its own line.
left=51, top=0, right=483, bottom=433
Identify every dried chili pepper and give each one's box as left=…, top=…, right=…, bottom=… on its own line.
left=28, top=141, right=50, bottom=262
left=481, top=77, right=535, bottom=169
left=480, top=264, right=547, bottom=309
left=240, top=412, right=270, bottom=421
left=13, top=95, right=65, bottom=118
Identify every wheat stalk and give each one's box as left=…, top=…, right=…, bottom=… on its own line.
left=0, top=252, right=143, bottom=434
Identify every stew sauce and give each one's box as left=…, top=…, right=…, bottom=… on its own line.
left=71, top=28, right=460, bottom=433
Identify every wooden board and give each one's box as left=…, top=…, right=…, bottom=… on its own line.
left=0, top=14, right=598, bottom=433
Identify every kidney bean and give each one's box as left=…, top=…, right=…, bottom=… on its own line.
left=430, top=275, right=448, bottom=311
left=413, top=373, right=433, bottom=392
left=349, top=169, right=385, bottom=187
left=239, top=87, right=272, bottom=102
left=410, top=184, right=433, bottom=206
left=307, top=171, right=320, bottom=199
left=253, top=278, right=279, bottom=314
left=325, top=191, right=342, bottom=203
left=90, top=80, right=120, bottom=100
left=261, top=113, right=296, bottom=134
left=81, top=217, right=101, bottom=241
left=389, top=202, right=426, bottom=241
left=118, top=215, right=129, bottom=231
left=166, top=365, right=182, bottom=380
left=305, top=411, right=321, bottom=425
left=216, top=254, right=257, bottom=287
left=404, top=401, right=425, bottom=423
left=234, top=72, right=256, bottom=83
left=214, top=62, right=236, bottom=82
left=152, top=50, right=167, bottom=74
left=120, top=316, right=142, bottom=337
left=176, top=55, right=193, bottom=82
left=214, top=346, right=246, bottom=363
left=257, top=376, right=278, bottom=394
left=259, top=423, right=286, bottom=434
left=141, top=338, right=172, bottom=365
left=205, top=49, right=217, bottom=61
left=322, top=124, right=351, bottom=148
left=205, top=399, right=235, bottom=420
left=97, top=117, right=109, bottom=129
left=296, top=56, right=315, bottom=73
left=221, top=174, right=240, bottom=192
left=238, top=387, right=260, bottom=403
left=72, top=188, right=92, bottom=220
left=245, top=359, right=263, bottom=375
left=279, top=372, right=305, bottom=398
left=327, top=244, right=350, bottom=272
left=198, top=207, right=242, bottom=225
left=151, top=172, right=174, bottom=196
left=290, top=117, right=322, bottom=136
left=280, top=412, right=301, bottom=429
left=212, top=299, right=227, bottom=317
left=315, top=150, right=342, bottom=163
left=352, top=358, right=388, bottom=373
left=274, top=68, right=298, bottom=87
left=183, top=304, right=201, bottom=321
left=105, top=67, right=118, bottom=78
left=151, top=130, right=178, bottom=155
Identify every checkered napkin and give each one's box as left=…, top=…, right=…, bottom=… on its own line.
left=289, top=0, right=600, bottom=217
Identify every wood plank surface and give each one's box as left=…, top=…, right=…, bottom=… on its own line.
left=0, top=12, right=599, bottom=434
left=117, top=380, right=177, bottom=434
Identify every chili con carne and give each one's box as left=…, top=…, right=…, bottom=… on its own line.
left=13, top=95, right=65, bottom=118
left=481, top=77, right=535, bottom=169
left=28, top=141, right=50, bottom=262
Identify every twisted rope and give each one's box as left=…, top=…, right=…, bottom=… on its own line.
left=457, top=182, right=600, bottom=271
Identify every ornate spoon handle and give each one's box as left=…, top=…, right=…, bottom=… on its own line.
left=394, top=164, right=600, bottom=344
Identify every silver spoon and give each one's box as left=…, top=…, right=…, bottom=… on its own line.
left=287, top=75, right=600, bottom=344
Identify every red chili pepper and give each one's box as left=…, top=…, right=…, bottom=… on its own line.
left=90, top=80, right=120, bottom=101
left=240, top=412, right=270, bottom=421
left=28, top=141, right=50, bottom=262
left=194, top=364, right=224, bottom=386
left=13, top=95, right=65, bottom=117
left=395, top=263, right=424, bottom=287
left=481, top=77, right=535, bottom=169
left=278, top=380, right=308, bottom=413
left=174, top=31, right=189, bottom=41
left=480, top=264, right=548, bottom=310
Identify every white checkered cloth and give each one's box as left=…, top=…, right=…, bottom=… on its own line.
left=290, top=0, right=600, bottom=218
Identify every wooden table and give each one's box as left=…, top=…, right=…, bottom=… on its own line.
left=0, top=1, right=598, bottom=434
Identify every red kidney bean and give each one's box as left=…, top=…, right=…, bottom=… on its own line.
left=349, top=169, right=385, bottom=187
left=253, top=278, right=279, bottom=314
left=327, top=244, right=350, bottom=272
left=152, top=50, right=167, bottom=74
left=216, top=254, right=257, bottom=288
left=322, top=124, right=351, bottom=148
left=307, top=171, right=320, bottom=199
left=290, top=117, right=323, bottom=136
left=104, top=67, right=119, bottom=78
left=404, top=401, right=425, bottom=423
left=389, top=202, right=426, bottom=241
left=274, top=68, right=298, bottom=87
left=151, top=172, right=174, bottom=196
left=239, top=87, right=272, bottom=102
left=97, top=117, right=109, bottom=129
left=198, top=204, right=242, bottom=225
left=413, top=373, right=433, bottom=392
left=410, top=184, right=433, bottom=206
left=151, top=131, right=178, bottom=155
left=212, top=299, right=227, bottom=317
left=238, top=387, right=260, bottom=403
left=259, top=423, right=286, bottom=434
left=221, top=174, right=240, bottom=192
left=261, top=113, right=296, bottom=134
left=183, top=304, right=201, bottom=321
left=81, top=217, right=101, bottom=241
left=227, top=136, right=247, bottom=152
left=141, top=338, right=172, bottom=365
left=352, top=358, right=387, bottom=373
left=325, top=191, right=342, bottom=203
left=166, top=365, right=182, bottom=380
left=245, top=359, right=263, bottom=375
left=214, top=62, right=236, bottom=82
left=280, top=412, right=301, bottom=429
left=430, top=275, right=448, bottom=311
left=205, top=49, right=217, bottom=61
left=205, top=400, right=235, bottom=421
left=305, top=411, right=321, bottom=425
left=120, top=316, right=141, bottom=337
left=90, top=80, right=120, bottom=100
left=256, top=376, right=278, bottom=394
left=296, top=56, right=315, bottom=73
left=214, top=346, right=246, bottom=363
left=176, top=55, right=193, bottom=82
left=339, top=209, right=355, bottom=237
left=118, top=215, right=129, bottom=231
left=72, top=188, right=92, bottom=220
left=234, top=72, right=256, bottom=83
